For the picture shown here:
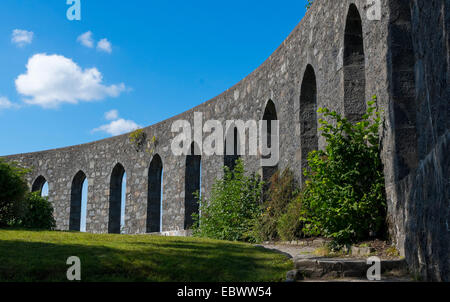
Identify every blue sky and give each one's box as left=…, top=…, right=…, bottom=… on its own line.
left=0, top=0, right=308, bottom=156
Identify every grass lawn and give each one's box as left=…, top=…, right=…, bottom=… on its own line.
left=0, top=229, right=292, bottom=282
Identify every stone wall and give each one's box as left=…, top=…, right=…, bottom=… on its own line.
left=384, top=0, right=449, bottom=281
left=2, top=0, right=448, bottom=281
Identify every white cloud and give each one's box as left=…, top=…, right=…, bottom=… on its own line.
left=12, top=29, right=34, bottom=47
left=92, top=118, right=140, bottom=136
left=77, top=32, right=113, bottom=54
left=15, top=53, right=126, bottom=108
left=0, top=97, right=20, bottom=110
left=97, top=38, right=112, bottom=54
left=105, top=109, right=119, bottom=120
left=77, top=31, right=94, bottom=48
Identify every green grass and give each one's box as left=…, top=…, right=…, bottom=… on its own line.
left=0, top=229, right=292, bottom=282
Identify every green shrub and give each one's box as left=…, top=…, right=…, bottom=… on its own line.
left=0, top=159, right=29, bottom=226
left=277, top=195, right=304, bottom=241
left=129, top=129, right=146, bottom=151
left=20, top=192, right=56, bottom=230
left=192, top=159, right=263, bottom=242
left=301, top=96, right=387, bottom=246
left=253, top=168, right=300, bottom=242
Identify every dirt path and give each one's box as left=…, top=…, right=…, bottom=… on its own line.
left=256, top=243, right=317, bottom=259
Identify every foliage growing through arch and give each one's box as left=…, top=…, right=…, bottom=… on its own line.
left=300, top=96, right=387, bottom=246
left=191, top=159, right=263, bottom=242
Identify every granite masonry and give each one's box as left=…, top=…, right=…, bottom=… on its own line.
left=3, top=0, right=448, bottom=281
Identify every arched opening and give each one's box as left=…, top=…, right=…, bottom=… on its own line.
left=300, top=64, right=318, bottom=183
left=147, top=154, right=163, bottom=233
left=262, top=100, right=278, bottom=184
left=224, top=127, right=240, bottom=172
left=108, top=163, right=126, bottom=234
left=32, top=175, right=48, bottom=197
left=69, top=170, right=88, bottom=231
left=344, top=4, right=366, bottom=123
left=390, top=0, right=418, bottom=180
left=184, top=142, right=201, bottom=230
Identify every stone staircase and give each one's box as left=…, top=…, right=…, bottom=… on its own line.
left=286, top=256, right=411, bottom=282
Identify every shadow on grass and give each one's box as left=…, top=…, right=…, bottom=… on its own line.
left=0, top=238, right=291, bottom=282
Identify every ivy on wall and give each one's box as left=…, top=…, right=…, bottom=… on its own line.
left=128, top=129, right=158, bottom=155
left=306, top=0, right=314, bottom=10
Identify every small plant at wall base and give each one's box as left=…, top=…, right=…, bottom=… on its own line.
left=277, top=193, right=304, bottom=241
left=300, top=96, right=387, bottom=247
left=252, top=168, right=301, bottom=242
left=192, top=159, right=263, bottom=242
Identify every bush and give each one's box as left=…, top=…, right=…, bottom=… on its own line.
left=301, top=96, right=387, bottom=245
left=277, top=195, right=304, bottom=241
left=253, top=168, right=300, bottom=242
left=20, top=192, right=56, bottom=230
left=192, top=159, right=263, bottom=242
left=0, top=159, right=29, bottom=226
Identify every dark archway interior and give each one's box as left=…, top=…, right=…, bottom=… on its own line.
left=262, top=100, right=278, bottom=184
left=69, top=170, right=87, bottom=231
left=300, top=65, right=318, bottom=183
left=390, top=0, right=418, bottom=180
left=344, top=4, right=366, bottom=123
left=32, top=175, right=47, bottom=193
left=108, top=163, right=125, bottom=234
left=147, top=154, right=163, bottom=233
left=184, top=143, right=201, bottom=230
left=224, top=127, right=240, bottom=172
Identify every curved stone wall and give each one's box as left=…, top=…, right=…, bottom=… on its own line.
left=2, top=0, right=448, bottom=281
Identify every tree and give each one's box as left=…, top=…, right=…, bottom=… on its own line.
left=0, top=159, right=29, bottom=226
left=21, top=192, right=56, bottom=230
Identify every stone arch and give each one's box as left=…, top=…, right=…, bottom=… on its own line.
left=299, top=64, right=318, bottom=183
left=147, top=154, right=163, bottom=233
left=224, top=126, right=241, bottom=171
left=69, top=170, right=87, bottom=231
left=32, top=175, right=47, bottom=195
left=262, top=99, right=278, bottom=183
left=344, top=3, right=366, bottom=123
left=108, top=163, right=126, bottom=234
left=390, top=0, right=418, bottom=180
left=184, top=142, right=201, bottom=229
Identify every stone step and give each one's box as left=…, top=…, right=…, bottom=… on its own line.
left=286, top=257, right=408, bottom=282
